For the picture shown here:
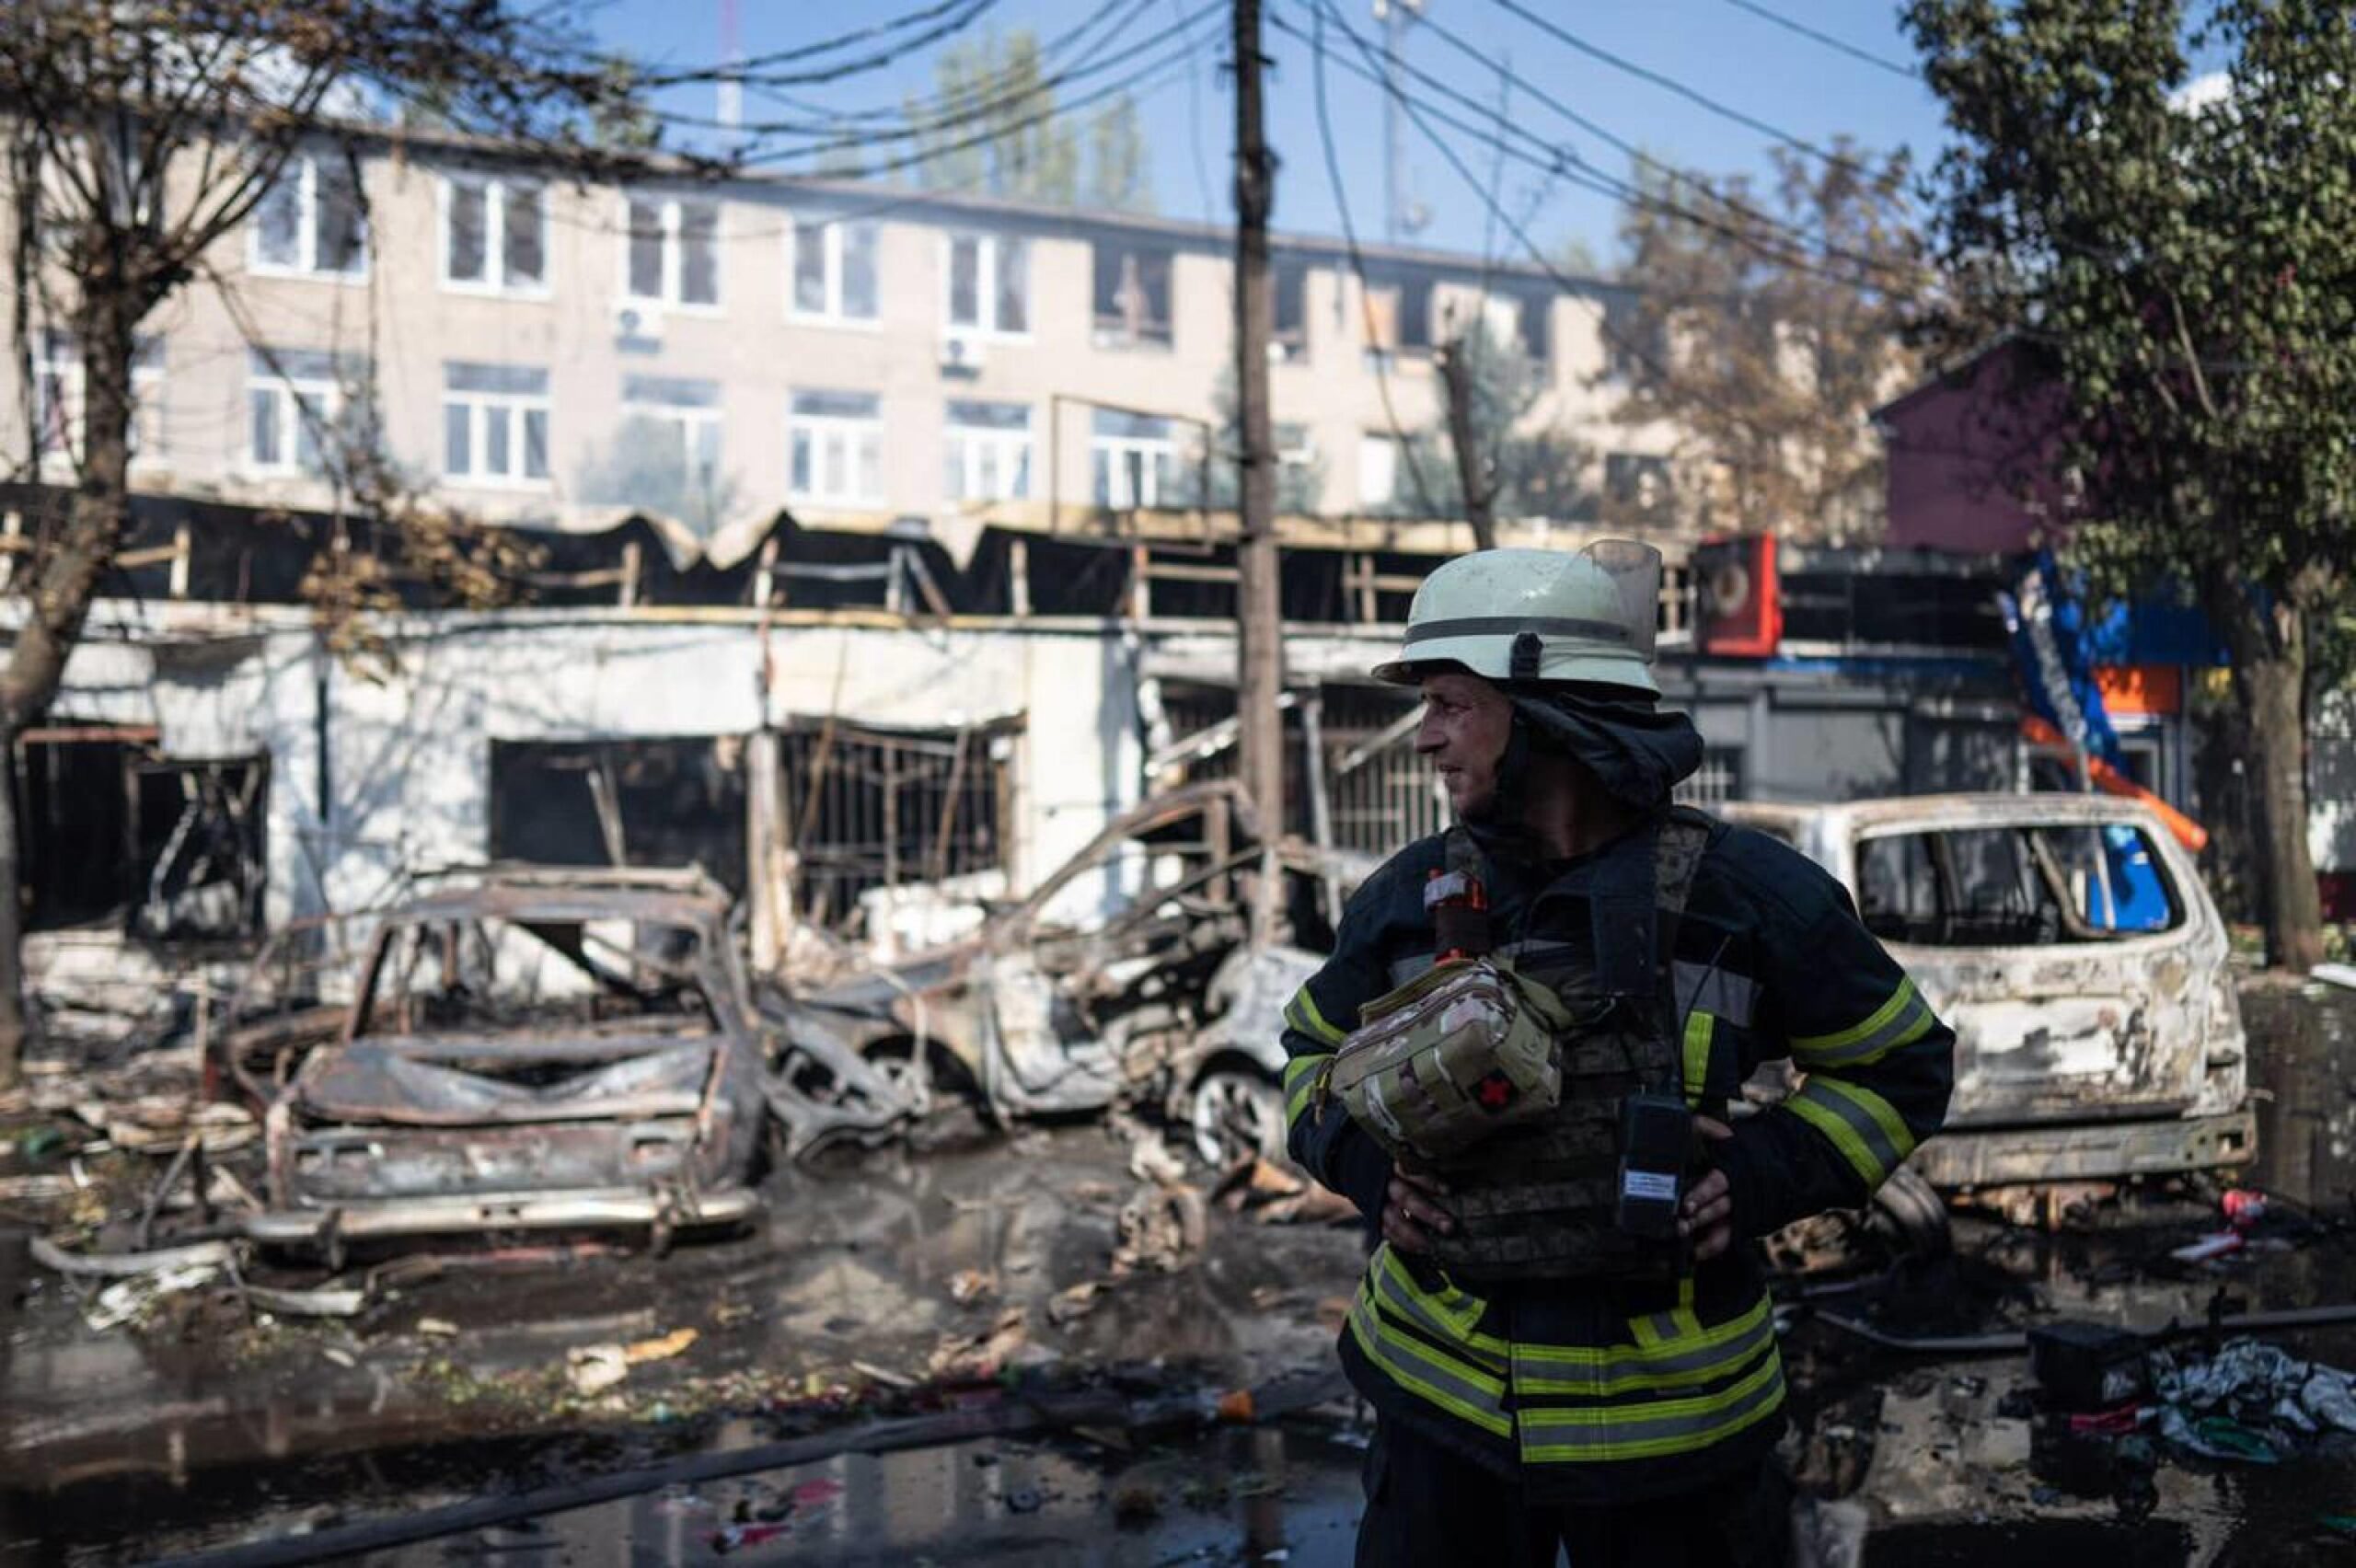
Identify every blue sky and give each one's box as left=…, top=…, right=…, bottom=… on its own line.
left=588, top=0, right=1955, bottom=270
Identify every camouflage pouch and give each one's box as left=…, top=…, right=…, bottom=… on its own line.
left=1324, top=956, right=1576, bottom=1162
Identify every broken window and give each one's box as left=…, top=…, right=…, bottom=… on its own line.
left=1091, top=243, right=1174, bottom=349
left=1274, top=259, right=1309, bottom=359
left=781, top=720, right=1016, bottom=934
left=442, top=173, right=546, bottom=292
left=250, top=153, right=367, bottom=277
left=1091, top=409, right=1191, bottom=509
left=624, top=194, right=721, bottom=307
left=1855, top=823, right=2183, bottom=947
left=36, top=330, right=166, bottom=466
left=356, top=912, right=717, bottom=1037
left=489, top=738, right=748, bottom=898
left=9, top=731, right=266, bottom=941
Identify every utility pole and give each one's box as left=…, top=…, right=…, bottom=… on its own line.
left=1437, top=337, right=1497, bottom=550
left=1233, top=0, right=1284, bottom=942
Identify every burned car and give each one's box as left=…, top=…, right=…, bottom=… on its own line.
left=775, top=781, right=1340, bottom=1167
left=1723, top=793, right=2253, bottom=1189
left=226, top=867, right=772, bottom=1253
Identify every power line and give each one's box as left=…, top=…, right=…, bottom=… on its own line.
left=733, top=0, right=1145, bottom=130
left=736, top=20, right=1214, bottom=179
left=1309, top=3, right=1446, bottom=523
left=1483, top=0, right=1865, bottom=176
left=1394, top=3, right=1918, bottom=288
left=1304, top=0, right=1816, bottom=481
left=636, top=0, right=1003, bottom=89
left=1281, top=4, right=1912, bottom=297
left=651, top=0, right=1169, bottom=150
left=1719, top=0, right=1918, bottom=80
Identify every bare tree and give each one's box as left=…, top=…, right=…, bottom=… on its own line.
left=0, top=3, right=653, bottom=1087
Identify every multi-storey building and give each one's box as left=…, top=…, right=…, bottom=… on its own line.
left=8, top=127, right=1686, bottom=548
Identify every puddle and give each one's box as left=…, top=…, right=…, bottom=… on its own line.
left=8, top=987, right=2356, bottom=1566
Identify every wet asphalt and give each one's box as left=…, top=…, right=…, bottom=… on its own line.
left=6, top=986, right=2356, bottom=1566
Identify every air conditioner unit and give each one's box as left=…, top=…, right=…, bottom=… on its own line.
left=613, top=301, right=664, bottom=343
left=940, top=331, right=986, bottom=375
left=1694, top=533, right=1781, bottom=657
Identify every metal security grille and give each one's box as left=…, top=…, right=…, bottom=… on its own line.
left=1675, top=746, right=1746, bottom=806
left=781, top=720, right=1016, bottom=933
left=1320, top=686, right=1445, bottom=859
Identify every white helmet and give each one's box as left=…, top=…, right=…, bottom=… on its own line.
left=1370, top=540, right=1663, bottom=696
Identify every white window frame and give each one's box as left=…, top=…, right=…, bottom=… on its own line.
left=247, top=154, right=368, bottom=282
left=1092, top=428, right=1182, bottom=509
left=943, top=403, right=1034, bottom=503
left=620, top=193, right=722, bottom=313
left=622, top=397, right=724, bottom=492
left=941, top=233, right=1031, bottom=340
left=248, top=364, right=345, bottom=478
left=788, top=217, right=881, bottom=328
left=787, top=393, right=884, bottom=506
left=437, top=174, right=550, bottom=297
left=442, top=377, right=551, bottom=490
left=36, top=334, right=166, bottom=469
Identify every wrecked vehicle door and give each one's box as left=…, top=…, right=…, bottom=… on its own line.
left=1725, top=794, right=2252, bottom=1188
left=786, top=782, right=1310, bottom=1152
left=237, top=868, right=768, bottom=1252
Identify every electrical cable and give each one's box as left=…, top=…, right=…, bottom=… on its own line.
left=634, top=0, right=1003, bottom=89
left=1307, top=3, right=1446, bottom=525
left=1386, top=1, right=1922, bottom=289
left=1720, top=0, right=1919, bottom=80
left=1297, top=0, right=1812, bottom=483
left=1484, top=0, right=1865, bottom=176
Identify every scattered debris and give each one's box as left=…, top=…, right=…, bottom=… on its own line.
left=949, top=1268, right=999, bottom=1307
left=1111, top=1182, right=1208, bottom=1276
left=1046, top=1281, right=1103, bottom=1328
left=567, top=1345, right=630, bottom=1397
left=626, top=1329, right=700, bottom=1366
left=418, top=1318, right=460, bottom=1339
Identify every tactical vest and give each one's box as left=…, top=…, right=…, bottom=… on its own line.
left=1334, top=811, right=1711, bottom=1284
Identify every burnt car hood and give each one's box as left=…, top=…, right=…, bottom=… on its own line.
left=293, top=1035, right=715, bottom=1126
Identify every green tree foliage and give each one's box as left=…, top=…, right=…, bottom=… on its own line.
left=1086, top=93, right=1154, bottom=215
left=1905, top=0, right=2352, bottom=967
left=910, top=31, right=1153, bottom=212
left=1611, top=142, right=1926, bottom=542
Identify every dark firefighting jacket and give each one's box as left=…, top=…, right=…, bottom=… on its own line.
left=1282, top=810, right=1955, bottom=1505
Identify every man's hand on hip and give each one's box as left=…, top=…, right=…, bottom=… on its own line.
left=1680, top=1116, right=1737, bottom=1262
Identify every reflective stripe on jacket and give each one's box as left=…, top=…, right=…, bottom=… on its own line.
left=1284, top=812, right=1955, bottom=1505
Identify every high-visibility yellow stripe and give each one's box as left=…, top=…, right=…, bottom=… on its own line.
left=1681, top=1009, right=1715, bottom=1105
left=1520, top=1353, right=1784, bottom=1463
left=1347, top=1296, right=1514, bottom=1437
left=1508, top=1293, right=1770, bottom=1370
left=1284, top=1053, right=1330, bottom=1124
left=1515, top=1300, right=1774, bottom=1398
left=1286, top=985, right=1345, bottom=1046
left=1784, top=1094, right=1882, bottom=1185
left=1785, top=1075, right=1917, bottom=1189
left=1792, top=977, right=1916, bottom=1055
left=1814, top=1075, right=1918, bottom=1160
left=1374, top=1245, right=1507, bottom=1356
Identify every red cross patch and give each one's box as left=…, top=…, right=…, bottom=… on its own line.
left=1475, top=1071, right=1517, bottom=1112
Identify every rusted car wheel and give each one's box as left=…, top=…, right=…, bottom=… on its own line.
left=1187, top=1065, right=1287, bottom=1169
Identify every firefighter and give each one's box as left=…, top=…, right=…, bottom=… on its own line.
left=1282, top=543, right=1955, bottom=1567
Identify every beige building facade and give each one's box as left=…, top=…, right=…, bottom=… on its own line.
left=9, top=131, right=1690, bottom=557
